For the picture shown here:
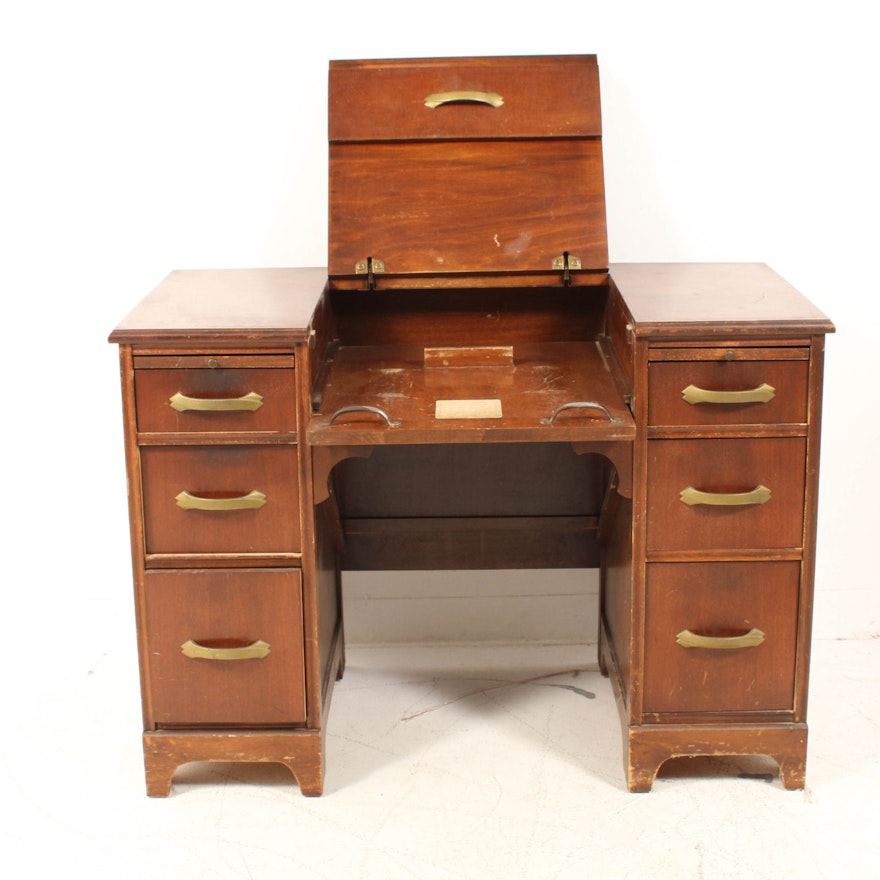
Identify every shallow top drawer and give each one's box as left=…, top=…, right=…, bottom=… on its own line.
left=648, top=348, right=809, bottom=428
left=134, top=356, right=296, bottom=435
left=329, top=55, right=601, bottom=142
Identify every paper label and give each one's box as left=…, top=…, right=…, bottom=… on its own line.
left=434, top=399, right=503, bottom=419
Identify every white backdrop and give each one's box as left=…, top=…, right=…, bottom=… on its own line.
left=3, top=0, right=876, bottom=640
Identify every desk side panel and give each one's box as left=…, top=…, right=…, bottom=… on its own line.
left=296, top=338, right=343, bottom=725
left=602, top=495, right=634, bottom=698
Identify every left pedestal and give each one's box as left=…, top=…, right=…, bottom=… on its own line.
left=109, top=268, right=331, bottom=796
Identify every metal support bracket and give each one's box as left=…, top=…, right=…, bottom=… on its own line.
left=355, top=257, right=385, bottom=290
left=552, top=252, right=582, bottom=286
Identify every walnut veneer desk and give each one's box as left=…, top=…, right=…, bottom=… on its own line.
left=110, top=57, right=833, bottom=796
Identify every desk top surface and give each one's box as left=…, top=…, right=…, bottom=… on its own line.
left=611, top=263, right=834, bottom=336
left=109, top=263, right=834, bottom=346
left=109, top=267, right=327, bottom=346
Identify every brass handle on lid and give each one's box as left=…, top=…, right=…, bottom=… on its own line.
left=169, top=391, right=264, bottom=412
left=681, top=384, right=775, bottom=405
left=424, top=91, right=504, bottom=108
left=675, top=628, right=765, bottom=650
left=680, top=485, right=771, bottom=507
left=175, top=490, right=267, bottom=511
left=181, top=639, right=271, bottom=661
left=541, top=401, right=625, bottom=424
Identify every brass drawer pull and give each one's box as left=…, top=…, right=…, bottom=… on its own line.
left=681, top=383, right=775, bottom=405
left=424, top=90, right=504, bottom=109
left=181, top=639, right=271, bottom=661
left=169, top=391, right=264, bottom=412
left=676, top=628, right=765, bottom=650
left=175, top=490, right=267, bottom=511
left=320, top=405, right=401, bottom=427
left=680, top=485, right=771, bottom=507
left=541, top=401, right=625, bottom=424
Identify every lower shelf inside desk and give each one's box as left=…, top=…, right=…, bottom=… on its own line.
left=329, top=440, right=612, bottom=570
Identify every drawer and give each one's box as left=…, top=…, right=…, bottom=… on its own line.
left=648, top=350, right=809, bottom=428
left=647, top=437, right=806, bottom=553
left=643, top=561, right=800, bottom=715
left=144, top=568, right=306, bottom=726
left=134, top=359, right=296, bottom=435
left=141, top=446, right=300, bottom=555
left=329, top=56, right=601, bottom=143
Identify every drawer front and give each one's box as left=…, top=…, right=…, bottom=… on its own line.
left=647, top=437, right=806, bottom=553
left=643, top=561, right=800, bottom=715
left=144, top=568, right=306, bottom=726
left=649, top=356, right=808, bottom=428
left=141, top=446, right=300, bottom=554
left=135, top=366, right=296, bottom=435
left=329, top=56, right=601, bottom=143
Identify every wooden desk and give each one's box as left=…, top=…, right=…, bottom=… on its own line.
left=110, top=262, right=832, bottom=794
left=109, top=56, right=833, bottom=795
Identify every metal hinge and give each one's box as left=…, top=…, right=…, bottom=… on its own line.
left=355, top=257, right=385, bottom=290
left=552, top=252, right=582, bottom=286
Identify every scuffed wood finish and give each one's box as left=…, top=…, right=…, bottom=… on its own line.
left=340, top=515, right=601, bottom=571
left=309, top=341, right=634, bottom=446
left=109, top=54, right=835, bottom=797
left=110, top=270, right=332, bottom=797
left=329, top=55, right=607, bottom=281
left=134, top=362, right=297, bottom=437
left=645, top=437, right=807, bottom=554
left=109, top=268, right=327, bottom=346
left=648, top=352, right=809, bottom=429
left=141, top=626, right=344, bottom=797
left=642, top=561, right=800, bottom=715
left=143, top=730, right=325, bottom=798
left=601, top=262, right=832, bottom=792
left=144, top=569, right=307, bottom=726
left=330, top=55, right=602, bottom=142
left=139, top=445, right=301, bottom=555
left=327, top=286, right=609, bottom=347
left=626, top=724, right=808, bottom=793
left=609, top=263, right=834, bottom=338
left=329, top=140, right=608, bottom=279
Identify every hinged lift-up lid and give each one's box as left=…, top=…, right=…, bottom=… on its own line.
left=328, top=55, right=608, bottom=287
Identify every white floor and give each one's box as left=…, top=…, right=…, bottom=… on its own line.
left=3, top=630, right=878, bottom=879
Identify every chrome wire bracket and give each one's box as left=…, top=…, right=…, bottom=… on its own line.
left=540, top=401, right=624, bottom=424
left=319, top=405, right=401, bottom=427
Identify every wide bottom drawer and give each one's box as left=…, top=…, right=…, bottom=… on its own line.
left=144, top=568, right=306, bottom=727
left=643, top=561, right=800, bottom=716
